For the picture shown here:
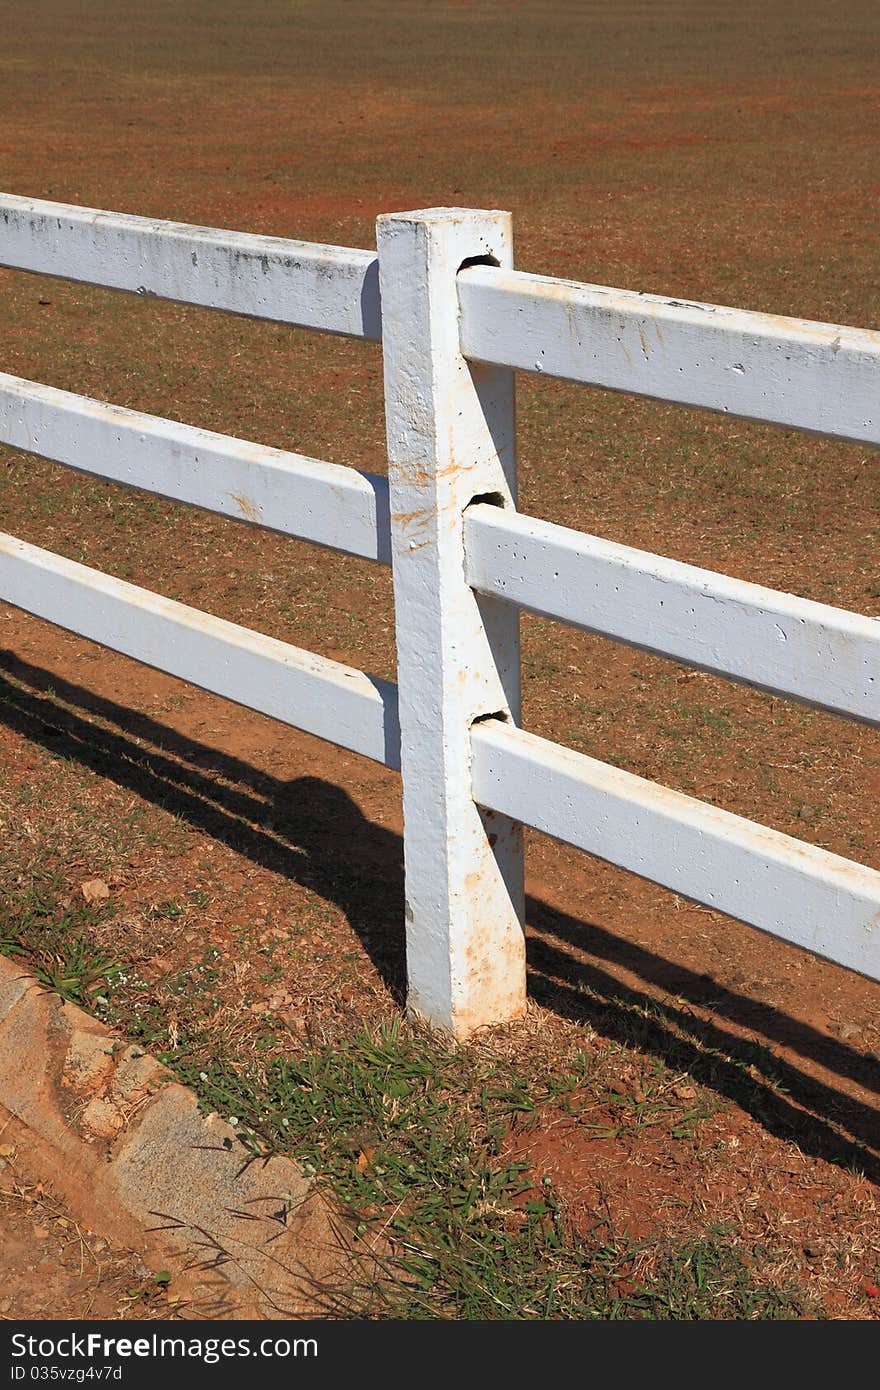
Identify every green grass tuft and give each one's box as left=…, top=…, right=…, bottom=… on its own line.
left=1, top=886, right=122, bottom=1007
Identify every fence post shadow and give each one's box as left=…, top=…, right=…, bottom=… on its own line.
left=0, top=650, right=410, bottom=994
left=269, top=771, right=407, bottom=1003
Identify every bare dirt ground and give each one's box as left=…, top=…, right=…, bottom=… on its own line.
left=0, top=1152, right=173, bottom=1320
left=0, top=1, right=878, bottom=1317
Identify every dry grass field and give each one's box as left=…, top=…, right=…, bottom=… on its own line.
left=0, top=1, right=878, bottom=1317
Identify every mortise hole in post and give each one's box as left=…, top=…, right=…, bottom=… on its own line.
left=471, top=708, right=510, bottom=726
left=466, top=490, right=506, bottom=511
left=458, top=252, right=501, bottom=272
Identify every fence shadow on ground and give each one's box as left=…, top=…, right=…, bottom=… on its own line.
left=0, top=649, right=878, bottom=1184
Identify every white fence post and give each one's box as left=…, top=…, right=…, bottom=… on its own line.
left=377, top=208, right=526, bottom=1038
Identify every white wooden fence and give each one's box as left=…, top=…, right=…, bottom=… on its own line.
left=1, top=194, right=879, bottom=1037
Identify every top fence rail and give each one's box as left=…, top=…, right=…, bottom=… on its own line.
left=458, top=263, right=880, bottom=445
left=5, top=194, right=879, bottom=445
left=0, top=193, right=382, bottom=340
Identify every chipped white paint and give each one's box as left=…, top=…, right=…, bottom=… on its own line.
left=0, top=533, right=400, bottom=768
left=464, top=503, right=880, bottom=724
left=470, top=720, right=880, bottom=983
left=0, top=193, right=381, bottom=339
left=458, top=265, right=880, bottom=444
left=0, top=371, right=391, bottom=562
left=377, top=208, right=525, bottom=1036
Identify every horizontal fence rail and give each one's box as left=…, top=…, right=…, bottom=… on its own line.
left=0, top=194, right=382, bottom=339
left=1, top=195, right=878, bottom=1035
left=470, top=719, right=880, bottom=982
left=0, top=371, right=391, bottom=562
left=464, top=502, right=880, bottom=724
left=0, top=533, right=400, bottom=769
left=458, top=264, right=880, bottom=445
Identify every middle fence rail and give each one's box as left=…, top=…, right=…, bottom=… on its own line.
left=0, top=192, right=878, bottom=1036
